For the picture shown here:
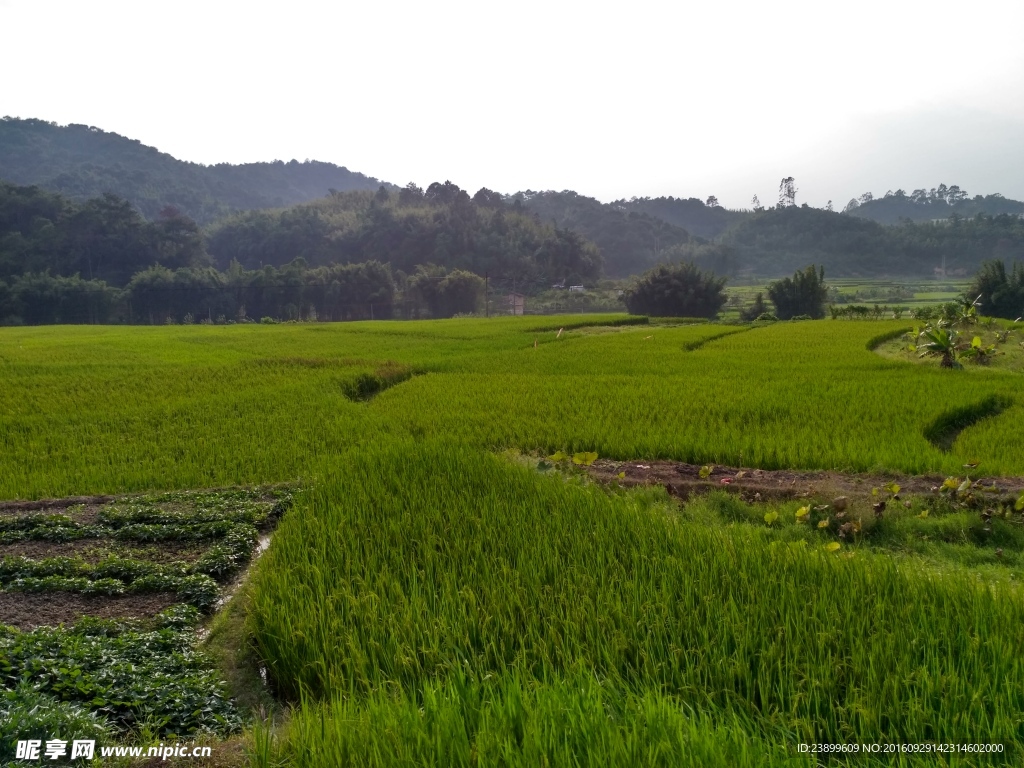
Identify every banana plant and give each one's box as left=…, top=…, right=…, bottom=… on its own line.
left=952, top=293, right=983, bottom=326
left=917, top=326, right=962, bottom=369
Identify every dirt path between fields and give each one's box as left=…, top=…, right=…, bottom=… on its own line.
left=586, top=459, right=1024, bottom=504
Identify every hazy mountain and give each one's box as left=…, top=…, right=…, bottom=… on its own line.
left=0, top=117, right=390, bottom=223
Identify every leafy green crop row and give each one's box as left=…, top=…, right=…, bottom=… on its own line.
left=0, top=607, right=240, bottom=750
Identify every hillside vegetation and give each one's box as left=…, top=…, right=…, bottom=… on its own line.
left=0, top=117, right=388, bottom=223
left=207, top=183, right=601, bottom=283
left=846, top=185, right=1024, bottom=225
left=512, top=190, right=697, bottom=276
left=617, top=195, right=746, bottom=239
left=721, top=205, right=1024, bottom=276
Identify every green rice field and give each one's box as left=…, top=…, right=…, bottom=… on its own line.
left=3, top=315, right=1024, bottom=765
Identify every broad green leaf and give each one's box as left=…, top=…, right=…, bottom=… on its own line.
left=698, top=465, right=713, bottom=479
left=571, top=451, right=598, bottom=466
left=763, top=511, right=778, bottom=525
left=824, top=542, right=841, bottom=552
left=547, top=451, right=566, bottom=462
left=795, top=505, right=810, bottom=521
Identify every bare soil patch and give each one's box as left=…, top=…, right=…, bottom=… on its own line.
left=0, top=501, right=107, bottom=524
left=0, top=495, right=114, bottom=513
left=0, top=591, right=179, bottom=630
left=587, top=459, right=1024, bottom=503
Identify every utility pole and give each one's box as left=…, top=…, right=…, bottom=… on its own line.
left=485, top=273, right=489, bottom=317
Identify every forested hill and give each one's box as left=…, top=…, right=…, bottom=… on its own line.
left=0, top=117, right=389, bottom=223
left=615, top=196, right=747, bottom=239
left=843, top=185, right=1024, bottom=225
left=513, top=190, right=697, bottom=277
left=206, top=183, right=601, bottom=285
left=0, top=179, right=601, bottom=289
left=720, top=205, right=1024, bottom=277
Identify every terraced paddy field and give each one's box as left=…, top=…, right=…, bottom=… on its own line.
left=2, top=315, right=1024, bottom=765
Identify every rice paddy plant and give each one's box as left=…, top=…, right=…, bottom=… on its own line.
left=2, top=317, right=1021, bottom=500
left=373, top=320, right=1023, bottom=474
left=260, top=671, right=808, bottom=768
left=248, top=442, right=1024, bottom=759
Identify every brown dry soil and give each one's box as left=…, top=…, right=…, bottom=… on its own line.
left=587, top=459, right=1024, bottom=504
left=0, top=591, right=179, bottom=630
left=0, top=497, right=109, bottom=524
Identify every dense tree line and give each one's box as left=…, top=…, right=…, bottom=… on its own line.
left=0, top=181, right=578, bottom=324
left=720, top=205, right=1024, bottom=277
left=0, top=259, right=489, bottom=325
left=0, top=118, right=388, bottom=223
left=968, top=260, right=1024, bottom=320
left=0, top=182, right=208, bottom=285
left=206, top=184, right=602, bottom=287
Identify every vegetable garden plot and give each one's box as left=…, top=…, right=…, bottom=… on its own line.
left=0, top=487, right=291, bottom=757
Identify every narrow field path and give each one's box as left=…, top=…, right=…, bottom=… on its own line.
left=588, top=458, right=1024, bottom=502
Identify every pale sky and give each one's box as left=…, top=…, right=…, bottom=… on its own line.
left=2, top=0, right=1023, bottom=209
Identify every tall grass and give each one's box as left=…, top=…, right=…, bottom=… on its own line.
left=249, top=442, right=1024, bottom=761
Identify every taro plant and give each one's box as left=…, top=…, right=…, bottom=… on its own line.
left=959, top=335, right=1001, bottom=365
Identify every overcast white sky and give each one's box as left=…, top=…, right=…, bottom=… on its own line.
left=2, top=0, right=1023, bottom=208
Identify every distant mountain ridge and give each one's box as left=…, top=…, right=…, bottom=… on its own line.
left=844, top=186, right=1024, bottom=225
left=0, top=117, right=391, bottom=223
left=4, top=117, right=1024, bottom=282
